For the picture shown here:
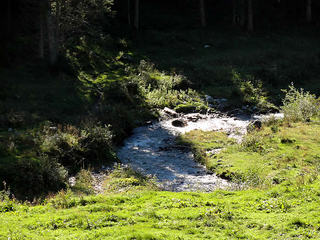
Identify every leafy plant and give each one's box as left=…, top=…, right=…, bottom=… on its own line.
left=133, top=60, right=206, bottom=111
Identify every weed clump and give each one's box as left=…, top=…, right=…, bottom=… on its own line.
left=0, top=154, right=68, bottom=199
left=240, top=132, right=265, bottom=153
left=49, top=189, right=76, bottom=209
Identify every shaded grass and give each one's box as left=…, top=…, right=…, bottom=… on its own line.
left=137, top=28, right=320, bottom=108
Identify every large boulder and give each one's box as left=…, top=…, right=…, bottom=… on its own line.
left=247, top=120, right=262, bottom=132
left=172, top=119, right=188, bottom=127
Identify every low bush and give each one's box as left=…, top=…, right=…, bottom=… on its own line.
left=49, top=189, right=77, bottom=209
left=0, top=154, right=68, bottom=200
left=281, top=84, right=320, bottom=122
left=72, top=169, right=94, bottom=195
left=0, top=182, right=16, bottom=213
left=38, top=122, right=116, bottom=173
left=240, top=132, right=265, bottom=153
left=0, top=121, right=116, bottom=199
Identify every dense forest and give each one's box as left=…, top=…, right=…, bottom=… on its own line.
left=1, top=0, right=320, bottom=66
left=1, top=1, right=320, bottom=239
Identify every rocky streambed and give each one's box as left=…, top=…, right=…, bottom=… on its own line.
left=117, top=108, right=283, bottom=192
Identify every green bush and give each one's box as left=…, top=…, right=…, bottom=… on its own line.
left=38, top=122, right=115, bottom=172
left=72, top=169, right=94, bottom=195
left=80, top=124, right=115, bottom=166
left=0, top=182, right=16, bottom=213
left=0, top=155, right=68, bottom=199
left=49, top=189, right=77, bottom=209
left=0, top=120, right=117, bottom=199
left=281, top=84, right=320, bottom=122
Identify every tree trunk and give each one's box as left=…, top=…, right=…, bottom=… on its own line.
left=128, top=0, right=131, bottom=25
left=306, top=0, right=312, bottom=23
left=134, top=0, right=139, bottom=30
left=7, top=0, right=11, bottom=36
left=39, top=14, right=45, bottom=59
left=240, top=0, right=246, bottom=27
left=199, top=0, right=206, bottom=27
left=56, top=0, right=61, bottom=55
left=232, top=0, right=237, bottom=25
left=247, top=0, right=253, bottom=32
left=46, top=0, right=58, bottom=65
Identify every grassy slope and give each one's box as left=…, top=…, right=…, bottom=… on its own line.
left=180, top=120, right=320, bottom=186
left=2, top=122, right=320, bottom=239
left=1, top=184, right=320, bottom=240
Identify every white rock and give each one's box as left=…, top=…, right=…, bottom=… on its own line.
left=163, top=107, right=178, bottom=117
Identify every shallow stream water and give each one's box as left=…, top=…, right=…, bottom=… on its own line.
left=117, top=111, right=283, bottom=192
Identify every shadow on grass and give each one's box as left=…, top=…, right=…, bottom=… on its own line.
left=133, top=26, right=320, bottom=108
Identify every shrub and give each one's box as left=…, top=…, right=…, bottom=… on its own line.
left=72, top=169, right=94, bottom=194
left=174, top=102, right=208, bottom=114
left=38, top=122, right=115, bottom=173
left=80, top=124, right=115, bottom=167
left=0, top=155, right=68, bottom=199
left=281, top=84, right=319, bottom=122
left=0, top=182, right=16, bottom=213
left=232, top=168, right=265, bottom=188
left=0, top=120, right=117, bottom=199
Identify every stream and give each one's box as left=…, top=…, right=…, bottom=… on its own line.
left=117, top=109, right=283, bottom=192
